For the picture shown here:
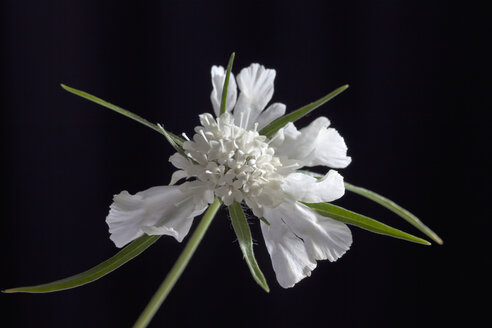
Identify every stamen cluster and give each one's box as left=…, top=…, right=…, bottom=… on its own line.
left=179, top=113, right=296, bottom=215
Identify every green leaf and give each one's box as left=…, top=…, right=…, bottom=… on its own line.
left=259, top=84, right=349, bottom=138
left=228, top=202, right=270, bottom=292
left=3, top=235, right=160, bottom=294
left=157, top=123, right=189, bottom=160
left=166, top=131, right=185, bottom=147
left=344, top=182, right=443, bottom=245
left=303, top=202, right=431, bottom=245
left=60, top=84, right=184, bottom=146
left=220, top=52, right=236, bottom=115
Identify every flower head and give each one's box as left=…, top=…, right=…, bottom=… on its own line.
left=6, top=54, right=441, bottom=328
left=107, top=63, right=352, bottom=288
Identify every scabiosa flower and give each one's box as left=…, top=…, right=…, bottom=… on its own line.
left=106, top=63, right=352, bottom=288
left=5, top=53, right=441, bottom=328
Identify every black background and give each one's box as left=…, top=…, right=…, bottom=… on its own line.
left=1, top=1, right=489, bottom=327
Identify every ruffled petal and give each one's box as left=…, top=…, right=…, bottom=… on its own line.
left=210, top=65, right=237, bottom=117
left=281, top=170, right=345, bottom=203
left=312, top=126, right=352, bottom=168
left=256, top=102, right=286, bottom=130
left=261, top=201, right=352, bottom=288
left=234, top=63, right=276, bottom=129
left=274, top=117, right=351, bottom=168
left=106, top=186, right=208, bottom=248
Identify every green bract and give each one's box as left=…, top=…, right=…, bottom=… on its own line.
left=259, top=84, right=349, bottom=138
left=303, top=202, right=430, bottom=245
left=220, top=52, right=235, bottom=115
left=344, top=182, right=443, bottom=245
left=4, top=235, right=160, bottom=293
left=228, top=201, right=270, bottom=292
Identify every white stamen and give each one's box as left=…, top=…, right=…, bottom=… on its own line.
left=282, top=163, right=300, bottom=169
left=200, top=129, right=208, bottom=142
left=253, top=122, right=259, bottom=132
left=239, top=112, right=244, bottom=129
left=244, top=107, right=252, bottom=129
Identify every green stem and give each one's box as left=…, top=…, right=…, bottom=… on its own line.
left=132, top=198, right=222, bottom=328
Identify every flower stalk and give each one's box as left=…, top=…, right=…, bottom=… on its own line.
left=133, top=198, right=221, bottom=328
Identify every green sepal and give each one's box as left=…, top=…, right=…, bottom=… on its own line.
left=303, top=202, right=431, bottom=245
left=259, top=84, right=349, bottom=138
left=60, top=84, right=184, bottom=146
left=228, top=202, right=270, bottom=292
left=220, top=52, right=236, bottom=115
left=3, top=235, right=160, bottom=294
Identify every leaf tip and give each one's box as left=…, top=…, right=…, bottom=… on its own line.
left=432, top=234, right=444, bottom=245
left=257, top=280, right=270, bottom=293
left=60, top=83, right=74, bottom=93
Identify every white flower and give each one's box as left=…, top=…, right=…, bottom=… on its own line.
left=106, top=63, right=352, bottom=288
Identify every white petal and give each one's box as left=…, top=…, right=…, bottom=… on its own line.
left=274, top=117, right=351, bottom=168
left=282, top=170, right=345, bottom=203
left=256, top=102, right=286, bottom=130
left=170, top=170, right=188, bottom=185
left=262, top=201, right=352, bottom=288
left=210, top=65, right=237, bottom=117
left=106, top=186, right=207, bottom=247
left=233, top=63, right=276, bottom=129
left=309, top=127, right=352, bottom=168
left=169, top=152, right=189, bottom=170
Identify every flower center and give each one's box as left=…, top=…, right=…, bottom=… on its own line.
left=181, top=113, right=293, bottom=211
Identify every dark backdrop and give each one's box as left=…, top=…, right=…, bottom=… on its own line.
left=1, top=1, right=488, bottom=327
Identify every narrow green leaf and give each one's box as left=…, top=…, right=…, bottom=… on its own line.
left=259, top=84, right=349, bottom=138
left=157, top=124, right=189, bottom=159
left=344, top=182, right=443, bottom=245
left=3, top=235, right=160, bottom=294
left=297, top=170, right=442, bottom=245
left=220, top=52, right=235, bottom=115
left=167, top=131, right=185, bottom=147
left=303, top=202, right=431, bottom=245
left=228, top=202, right=270, bottom=292
left=61, top=84, right=162, bottom=132
left=61, top=84, right=184, bottom=147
